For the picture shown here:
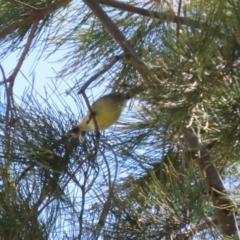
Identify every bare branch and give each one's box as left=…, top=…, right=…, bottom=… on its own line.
left=78, top=172, right=87, bottom=238
left=82, top=0, right=152, bottom=83
left=182, top=131, right=240, bottom=238
left=7, top=20, right=39, bottom=89
left=82, top=91, right=100, bottom=152
left=0, top=65, right=11, bottom=85
left=176, top=0, right=182, bottom=41
left=77, top=53, right=125, bottom=94
left=0, top=0, right=71, bottom=40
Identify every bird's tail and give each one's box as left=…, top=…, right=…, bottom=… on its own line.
left=68, top=127, right=86, bottom=142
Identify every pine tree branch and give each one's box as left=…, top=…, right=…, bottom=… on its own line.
left=0, top=0, right=71, bottom=40
left=175, top=218, right=219, bottom=238
left=7, top=20, right=39, bottom=89
left=97, top=0, right=224, bottom=39
left=182, top=131, right=240, bottom=238
left=97, top=0, right=198, bottom=26
left=77, top=53, right=125, bottom=94
left=0, top=65, right=10, bottom=85
left=82, top=0, right=152, bottom=83
left=7, top=0, right=38, bottom=11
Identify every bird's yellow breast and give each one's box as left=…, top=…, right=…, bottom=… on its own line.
left=79, top=97, right=125, bottom=131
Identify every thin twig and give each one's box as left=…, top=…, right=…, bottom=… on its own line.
left=82, top=92, right=100, bottom=152
left=176, top=0, right=182, bottom=41
left=0, top=66, right=12, bottom=129
left=0, top=65, right=16, bottom=191
left=7, top=20, right=39, bottom=90
left=77, top=53, right=125, bottom=94
left=0, top=65, right=9, bottom=85
left=0, top=64, right=11, bottom=129
left=0, top=77, right=11, bottom=85
left=78, top=178, right=86, bottom=239
left=8, top=0, right=38, bottom=11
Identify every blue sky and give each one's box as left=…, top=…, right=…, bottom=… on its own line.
left=2, top=49, right=67, bottom=100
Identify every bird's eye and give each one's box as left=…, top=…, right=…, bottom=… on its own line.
left=117, top=94, right=121, bottom=97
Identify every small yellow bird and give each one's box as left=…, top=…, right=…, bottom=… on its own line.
left=68, top=92, right=130, bottom=142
